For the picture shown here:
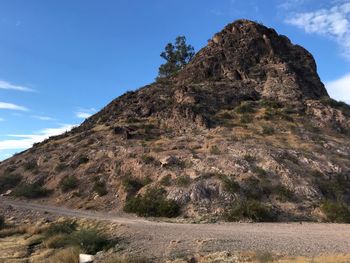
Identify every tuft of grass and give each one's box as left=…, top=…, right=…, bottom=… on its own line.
left=224, top=199, right=275, bottom=222
left=141, top=155, right=156, bottom=164
left=243, top=154, right=256, bottom=163
left=124, top=187, right=180, bottom=218
left=255, top=251, right=275, bottom=263
left=321, top=200, right=350, bottom=223
left=0, top=173, right=22, bottom=193
left=239, top=114, right=253, bottom=124
left=261, top=125, right=275, bottom=135
left=175, top=175, right=191, bottom=187
left=59, top=176, right=79, bottom=192
left=13, top=182, right=51, bottom=198
left=47, top=247, right=80, bottom=263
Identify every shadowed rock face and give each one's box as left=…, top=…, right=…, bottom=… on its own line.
left=176, top=19, right=328, bottom=102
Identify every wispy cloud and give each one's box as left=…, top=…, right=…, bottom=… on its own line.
left=0, top=102, right=28, bottom=111
left=0, top=124, right=76, bottom=150
left=32, top=115, right=55, bottom=121
left=326, top=73, right=350, bottom=104
left=75, top=107, right=96, bottom=119
left=285, top=2, right=350, bottom=58
left=0, top=80, right=34, bottom=92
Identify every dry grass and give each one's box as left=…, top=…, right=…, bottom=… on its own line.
left=46, top=247, right=80, bottom=263
left=101, top=254, right=151, bottom=263
left=278, top=254, right=350, bottom=263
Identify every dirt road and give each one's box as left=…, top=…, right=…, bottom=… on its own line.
left=1, top=197, right=350, bottom=258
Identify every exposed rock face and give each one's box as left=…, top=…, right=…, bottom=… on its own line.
left=176, top=19, right=328, bottom=103
left=0, top=19, right=349, bottom=222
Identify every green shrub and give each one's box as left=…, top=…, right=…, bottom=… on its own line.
left=0, top=215, right=4, bottom=229
left=0, top=173, right=22, bottom=193
left=243, top=154, right=256, bottom=162
left=221, top=176, right=240, bottom=193
left=321, top=200, right=350, bottom=223
left=13, top=182, right=51, bottom=198
left=235, top=101, right=256, bottom=114
left=124, top=187, right=180, bottom=217
left=93, top=180, right=108, bottom=196
left=320, top=97, right=350, bottom=111
left=160, top=174, right=172, bottom=186
left=224, top=200, right=274, bottom=222
left=45, top=221, right=77, bottom=237
left=59, top=176, right=79, bottom=192
left=175, top=175, right=191, bottom=187
left=316, top=174, right=350, bottom=200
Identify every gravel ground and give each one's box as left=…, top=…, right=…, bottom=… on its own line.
left=1, top=197, right=350, bottom=259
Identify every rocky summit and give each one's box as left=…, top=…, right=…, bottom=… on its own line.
left=1, top=19, right=350, bottom=222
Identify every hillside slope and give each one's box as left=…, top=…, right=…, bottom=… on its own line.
left=1, top=19, right=350, bottom=222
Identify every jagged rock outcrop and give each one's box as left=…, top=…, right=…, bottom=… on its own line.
left=0, top=19, right=349, bottom=222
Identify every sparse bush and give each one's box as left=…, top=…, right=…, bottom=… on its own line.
left=321, top=200, right=350, bottom=223
left=0, top=173, right=22, bottom=193
left=255, top=251, right=275, bottom=263
left=175, top=175, right=191, bottom=187
left=239, top=114, right=253, bottom=124
left=55, top=163, right=68, bottom=172
left=224, top=200, right=274, bottom=222
left=221, top=176, right=240, bottom=193
left=316, top=173, right=350, bottom=200
left=210, top=145, right=221, bottom=155
left=23, top=160, right=38, bottom=171
left=259, top=99, right=281, bottom=109
left=0, top=215, right=4, bottom=229
left=47, top=247, right=80, bottom=263
left=69, top=229, right=111, bottom=254
left=93, top=179, right=108, bottom=196
left=59, top=176, right=79, bottom=192
left=160, top=174, right=172, bottom=186
left=124, top=187, right=180, bottom=217
left=45, top=220, right=77, bottom=237
left=77, top=155, right=89, bottom=165
left=243, top=154, right=256, bottom=162
left=320, top=97, right=350, bottom=112
left=13, top=182, right=51, bottom=198
left=235, top=101, right=256, bottom=114
left=261, top=125, right=275, bottom=135
left=141, top=155, right=156, bottom=164
left=273, top=185, right=295, bottom=202
left=122, top=176, right=151, bottom=194
left=252, top=166, right=267, bottom=177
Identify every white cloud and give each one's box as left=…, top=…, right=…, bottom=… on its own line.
left=0, top=80, right=34, bottom=92
left=0, top=124, right=76, bottom=150
left=75, top=107, right=96, bottom=119
left=32, top=115, right=55, bottom=121
left=285, top=2, right=350, bottom=58
left=76, top=112, right=92, bottom=119
left=0, top=102, right=28, bottom=111
left=326, top=73, right=350, bottom=104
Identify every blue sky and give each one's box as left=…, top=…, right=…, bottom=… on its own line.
left=1, top=0, right=350, bottom=160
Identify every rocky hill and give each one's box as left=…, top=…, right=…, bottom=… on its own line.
left=1, top=19, right=350, bottom=222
